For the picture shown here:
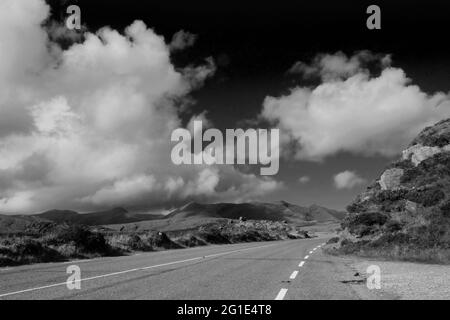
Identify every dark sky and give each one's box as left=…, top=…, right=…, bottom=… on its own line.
left=46, top=0, right=450, bottom=210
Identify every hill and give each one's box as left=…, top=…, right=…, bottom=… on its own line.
left=0, top=214, right=56, bottom=234
left=106, top=201, right=344, bottom=233
left=0, top=208, right=164, bottom=233
left=34, top=207, right=164, bottom=226
left=1, top=201, right=343, bottom=234
left=328, top=118, right=450, bottom=264
left=166, top=201, right=343, bottom=223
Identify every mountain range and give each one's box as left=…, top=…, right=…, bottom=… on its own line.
left=0, top=201, right=345, bottom=234
left=166, top=201, right=345, bottom=223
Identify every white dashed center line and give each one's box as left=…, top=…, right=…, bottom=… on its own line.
left=0, top=243, right=278, bottom=299
left=275, top=288, right=288, bottom=300
left=275, top=243, right=327, bottom=300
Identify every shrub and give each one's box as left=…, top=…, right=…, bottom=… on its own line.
left=346, top=212, right=389, bottom=228
left=385, top=220, right=403, bottom=233
left=400, top=167, right=421, bottom=183
left=346, top=201, right=367, bottom=214
left=392, top=159, right=413, bottom=169
left=375, top=189, right=408, bottom=202
left=406, top=188, right=445, bottom=207
left=107, top=234, right=150, bottom=252
left=369, top=233, right=411, bottom=248
left=55, top=226, right=109, bottom=253
left=440, top=199, right=450, bottom=218
left=343, top=212, right=389, bottom=237
left=327, top=237, right=340, bottom=244
left=419, top=153, right=450, bottom=176
left=9, top=238, right=62, bottom=263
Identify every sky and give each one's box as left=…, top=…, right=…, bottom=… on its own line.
left=0, top=0, right=449, bottom=214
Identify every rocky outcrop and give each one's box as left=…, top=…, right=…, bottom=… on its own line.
left=379, top=168, right=404, bottom=190
left=332, top=119, right=450, bottom=263
left=410, top=118, right=450, bottom=147
left=402, top=144, right=450, bottom=166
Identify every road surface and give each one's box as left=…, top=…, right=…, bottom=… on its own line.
left=0, top=237, right=380, bottom=300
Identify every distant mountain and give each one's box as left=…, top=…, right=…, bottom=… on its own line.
left=0, top=214, right=62, bottom=234
left=1, top=201, right=344, bottom=234
left=33, top=207, right=165, bottom=226
left=165, top=201, right=345, bottom=224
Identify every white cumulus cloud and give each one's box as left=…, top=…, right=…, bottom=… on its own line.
left=263, top=51, right=450, bottom=161
left=0, top=0, right=281, bottom=213
left=333, top=171, right=366, bottom=190
left=298, top=176, right=310, bottom=184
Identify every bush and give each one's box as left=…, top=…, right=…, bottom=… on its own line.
left=6, top=238, right=62, bottom=263
left=346, top=212, right=389, bottom=228
left=369, top=233, right=411, bottom=248
left=406, top=188, right=445, bottom=207
left=107, top=234, right=150, bottom=252
left=55, top=226, right=109, bottom=253
left=385, top=220, right=403, bottom=233
left=346, top=201, right=367, bottom=214
left=419, top=153, right=450, bottom=176
left=440, top=199, right=450, bottom=218
left=343, top=212, right=389, bottom=237
left=400, top=167, right=421, bottom=183
left=327, top=237, right=340, bottom=244
left=375, top=189, right=408, bottom=202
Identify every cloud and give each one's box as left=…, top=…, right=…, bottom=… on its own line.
left=263, top=51, right=450, bottom=161
left=288, top=50, right=391, bottom=81
left=0, top=0, right=281, bottom=213
left=298, top=176, right=310, bottom=184
left=333, top=171, right=366, bottom=189
left=169, top=30, right=197, bottom=51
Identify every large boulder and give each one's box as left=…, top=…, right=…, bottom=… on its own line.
left=379, top=168, right=404, bottom=190
left=402, top=144, right=443, bottom=166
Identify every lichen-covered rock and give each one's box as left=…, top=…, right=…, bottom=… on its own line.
left=379, top=168, right=404, bottom=190
left=402, top=144, right=442, bottom=166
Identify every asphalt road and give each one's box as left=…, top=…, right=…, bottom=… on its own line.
left=0, top=237, right=379, bottom=300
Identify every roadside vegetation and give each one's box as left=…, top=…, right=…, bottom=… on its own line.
left=325, top=119, right=450, bottom=265
left=0, top=219, right=308, bottom=267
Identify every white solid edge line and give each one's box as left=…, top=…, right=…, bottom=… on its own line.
left=275, top=288, right=288, bottom=300
left=304, top=255, right=310, bottom=259
left=289, top=271, right=299, bottom=280
left=0, top=242, right=277, bottom=298
left=298, top=261, right=305, bottom=267
left=309, top=251, right=313, bottom=254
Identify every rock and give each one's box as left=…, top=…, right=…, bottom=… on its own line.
left=410, top=118, right=450, bottom=147
left=379, top=168, right=404, bottom=190
left=402, top=144, right=442, bottom=166
left=404, top=200, right=418, bottom=214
